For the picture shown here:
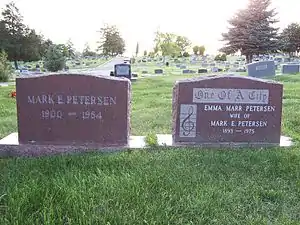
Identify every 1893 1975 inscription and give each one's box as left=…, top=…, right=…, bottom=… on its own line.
left=172, top=75, right=283, bottom=147
left=16, top=74, right=131, bottom=147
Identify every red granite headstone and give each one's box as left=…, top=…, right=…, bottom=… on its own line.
left=172, top=75, right=283, bottom=147
left=16, top=74, right=131, bottom=147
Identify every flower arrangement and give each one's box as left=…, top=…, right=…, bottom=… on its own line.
left=10, top=91, right=16, bottom=98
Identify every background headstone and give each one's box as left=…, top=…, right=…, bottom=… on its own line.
left=282, top=64, right=300, bottom=74
left=211, top=67, right=219, bottom=73
left=172, top=75, right=283, bottom=147
left=114, top=63, right=131, bottom=79
left=198, top=69, right=208, bottom=73
left=247, top=61, right=276, bottom=78
left=154, top=69, right=163, bottom=74
left=16, top=74, right=131, bottom=147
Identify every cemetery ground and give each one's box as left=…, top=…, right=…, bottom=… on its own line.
left=1, top=74, right=300, bottom=224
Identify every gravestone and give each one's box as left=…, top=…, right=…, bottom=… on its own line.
left=16, top=74, right=131, bottom=147
left=114, top=63, right=131, bottom=80
left=198, top=69, right=208, bottom=73
left=172, top=75, right=283, bottom=147
left=183, top=70, right=196, bottom=74
left=282, top=64, right=300, bottom=74
left=154, top=69, right=163, bottom=74
left=247, top=61, right=276, bottom=78
left=236, top=67, right=247, bottom=72
left=211, top=67, right=219, bottom=73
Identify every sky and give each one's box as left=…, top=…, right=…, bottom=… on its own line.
left=1, top=0, right=300, bottom=56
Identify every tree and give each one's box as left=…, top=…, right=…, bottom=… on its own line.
left=97, top=24, right=125, bottom=56
left=0, top=50, right=12, bottom=82
left=192, top=45, right=205, bottom=55
left=176, top=36, right=191, bottom=55
left=65, top=39, right=75, bottom=59
left=0, top=2, right=50, bottom=67
left=0, top=2, right=27, bottom=69
left=135, top=42, right=139, bottom=57
left=220, top=0, right=279, bottom=63
left=215, top=53, right=227, bottom=61
left=199, top=45, right=205, bottom=56
left=44, top=45, right=66, bottom=72
left=148, top=51, right=155, bottom=57
left=82, top=43, right=96, bottom=57
left=182, top=52, right=190, bottom=57
left=21, top=29, right=44, bottom=62
left=153, top=31, right=181, bottom=57
left=40, top=39, right=53, bottom=58
left=193, top=46, right=199, bottom=55
left=160, top=41, right=180, bottom=57
left=279, top=23, right=300, bottom=57
left=143, top=50, right=147, bottom=56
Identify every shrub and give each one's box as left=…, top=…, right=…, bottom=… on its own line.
left=0, top=51, right=12, bottom=82
left=215, top=54, right=227, bottom=61
left=44, top=45, right=66, bottom=72
left=182, top=52, right=190, bottom=57
left=144, top=133, right=159, bottom=148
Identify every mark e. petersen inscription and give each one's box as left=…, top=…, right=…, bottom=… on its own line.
left=172, top=75, right=283, bottom=146
left=27, top=94, right=116, bottom=121
left=16, top=74, right=131, bottom=147
left=28, top=94, right=117, bottom=105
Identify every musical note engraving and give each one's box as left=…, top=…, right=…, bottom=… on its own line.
left=179, top=104, right=197, bottom=138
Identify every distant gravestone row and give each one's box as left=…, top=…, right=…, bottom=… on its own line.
left=3, top=72, right=284, bottom=157
left=246, top=60, right=300, bottom=77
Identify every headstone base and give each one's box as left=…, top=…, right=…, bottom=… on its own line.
left=0, top=133, right=293, bottom=157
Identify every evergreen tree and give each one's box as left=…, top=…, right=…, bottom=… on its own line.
left=0, top=2, right=27, bottom=69
left=135, top=42, right=139, bottom=57
left=279, top=23, right=300, bottom=57
left=220, top=0, right=279, bottom=63
left=97, top=24, right=125, bottom=56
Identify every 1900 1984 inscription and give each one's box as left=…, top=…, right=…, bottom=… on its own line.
left=16, top=74, right=131, bottom=147
left=172, top=75, right=283, bottom=147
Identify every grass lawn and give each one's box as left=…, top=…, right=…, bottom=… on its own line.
left=1, top=74, right=300, bottom=224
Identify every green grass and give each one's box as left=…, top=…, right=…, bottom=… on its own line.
left=1, top=74, right=300, bottom=224
left=0, top=87, right=17, bottom=138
